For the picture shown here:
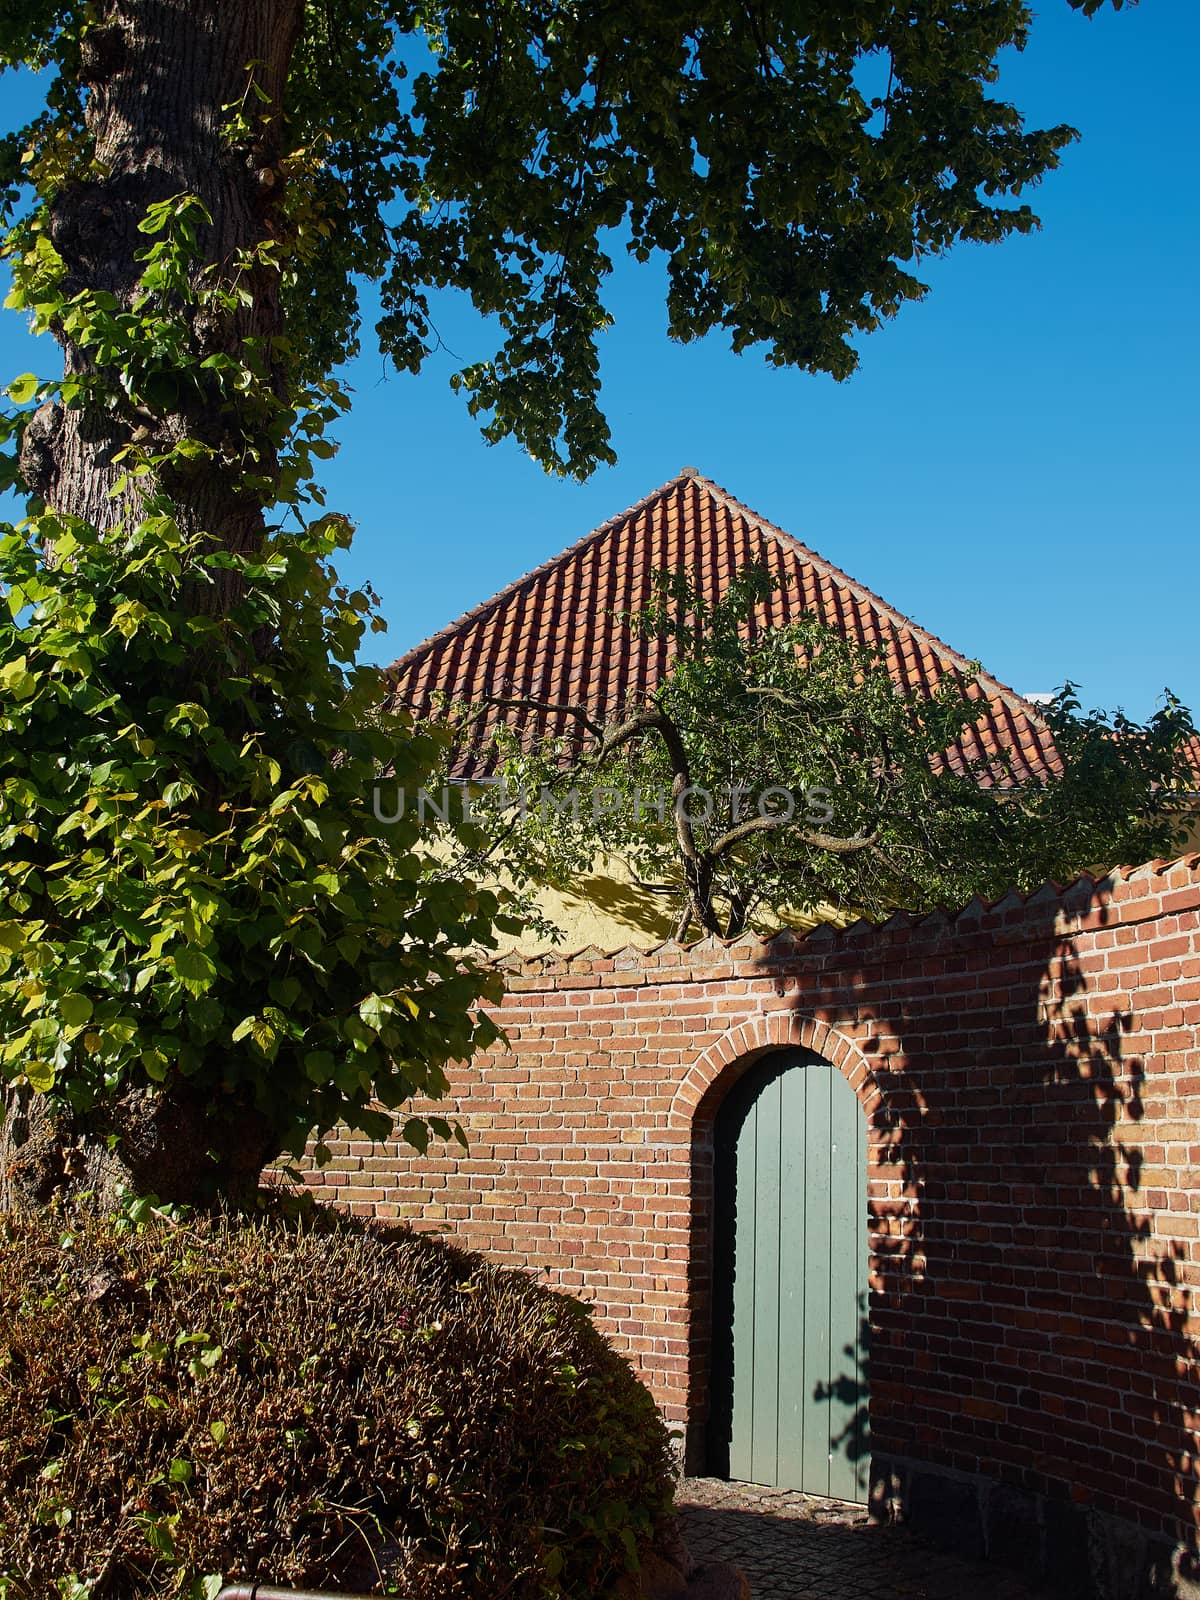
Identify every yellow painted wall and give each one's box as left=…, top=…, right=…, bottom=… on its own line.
left=489, top=850, right=831, bottom=955
left=490, top=852, right=676, bottom=955
left=463, top=807, right=1200, bottom=957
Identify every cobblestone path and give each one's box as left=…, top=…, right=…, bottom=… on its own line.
left=677, top=1478, right=1063, bottom=1600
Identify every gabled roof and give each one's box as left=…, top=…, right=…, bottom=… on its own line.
left=384, top=468, right=1059, bottom=783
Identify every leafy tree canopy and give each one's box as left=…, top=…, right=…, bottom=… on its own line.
left=5, top=0, right=1126, bottom=477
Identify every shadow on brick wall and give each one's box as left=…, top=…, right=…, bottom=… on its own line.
left=753, top=879, right=1197, bottom=1599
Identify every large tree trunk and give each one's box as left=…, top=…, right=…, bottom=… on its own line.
left=19, top=0, right=303, bottom=594
left=0, top=1080, right=280, bottom=1213
left=4, top=0, right=305, bottom=1212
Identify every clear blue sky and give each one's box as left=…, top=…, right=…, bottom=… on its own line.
left=2, top=2, right=1197, bottom=718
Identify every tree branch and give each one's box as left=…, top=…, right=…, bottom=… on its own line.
left=474, top=694, right=606, bottom=741
left=709, top=812, right=879, bottom=859
left=594, top=702, right=727, bottom=937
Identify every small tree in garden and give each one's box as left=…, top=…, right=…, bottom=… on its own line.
left=0, top=0, right=1136, bottom=1205
left=440, top=567, right=1197, bottom=940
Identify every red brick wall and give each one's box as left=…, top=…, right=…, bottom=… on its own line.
left=305, top=856, right=1200, bottom=1574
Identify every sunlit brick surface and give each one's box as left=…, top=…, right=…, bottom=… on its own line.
left=304, top=855, right=1200, bottom=1564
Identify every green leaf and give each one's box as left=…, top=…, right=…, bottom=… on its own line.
left=7, top=373, right=38, bottom=404
left=304, top=1050, right=335, bottom=1082
left=25, top=1061, right=54, bottom=1092
left=250, top=1018, right=276, bottom=1055
left=141, top=371, right=180, bottom=409
left=165, top=701, right=209, bottom=731
left=140, top=1048, right=169, bottom=1082
left=171, top=947, right=216, bottom=995
left=358, top=992, right=388, bottom=1031
left=268, top=975, right=301, bottom=1008
left=141, top=1513, right=178, bottom=1557
left=59, top=994, right=93, bottom=1028
left=0, top=655, right=36, bottom=700
left=111, top=600, right=148, bottom=638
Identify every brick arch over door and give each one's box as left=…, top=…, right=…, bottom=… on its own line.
left=670, top=1010, right=890, bottom=1471
left=669, top=1010, right=884, bottom=1129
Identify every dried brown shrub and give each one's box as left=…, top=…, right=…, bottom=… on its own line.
left=0, top=1203, right=676, bottom=1599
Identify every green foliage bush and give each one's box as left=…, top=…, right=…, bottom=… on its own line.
left=0, top=196, right=506, bottom=1204
left=0, top=1204, right=676, bottom=1599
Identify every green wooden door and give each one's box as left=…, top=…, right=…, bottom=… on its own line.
left=712, top=1049, right=869, bottom=1501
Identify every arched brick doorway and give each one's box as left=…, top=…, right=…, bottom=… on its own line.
left=707, top=1046, right=869, bottom=1500
left=671, top=1013, right=881, bottom=1488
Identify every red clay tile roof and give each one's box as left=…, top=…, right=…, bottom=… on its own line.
left=384, top=469, right=1060, bottom=783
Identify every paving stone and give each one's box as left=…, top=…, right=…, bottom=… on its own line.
left=676, top=1478, right=1066, bottom=1600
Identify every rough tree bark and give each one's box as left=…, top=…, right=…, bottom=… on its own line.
left=20, top=1, right=303, bottom=563
left=3, top=0, right=306, bottom=1211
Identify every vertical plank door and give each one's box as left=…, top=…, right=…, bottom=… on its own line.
left=722, top=1049, right=869, bottom=1501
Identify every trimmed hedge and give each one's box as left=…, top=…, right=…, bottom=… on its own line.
left=0, top=1204, right=676, bottom=1598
